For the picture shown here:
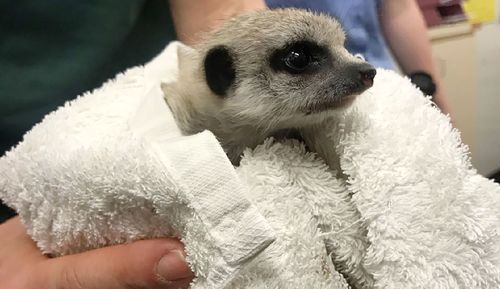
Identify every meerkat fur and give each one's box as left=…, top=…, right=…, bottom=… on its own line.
left=162, top=9, right=376, bottom=166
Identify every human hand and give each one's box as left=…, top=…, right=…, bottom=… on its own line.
left=0, top=217, right=193, bottom=289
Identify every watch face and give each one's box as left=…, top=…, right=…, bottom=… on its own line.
left=410, top=72, right=437, bottom=96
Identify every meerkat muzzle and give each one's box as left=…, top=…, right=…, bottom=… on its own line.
left=359, top=66, right=377, bottom=88
left=354, top=63, right=377, bottom=88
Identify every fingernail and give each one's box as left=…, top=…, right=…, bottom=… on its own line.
left=156, top=250, right=193, bottom=282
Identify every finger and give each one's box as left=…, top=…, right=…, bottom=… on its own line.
left=35, top=238, right=194, bottom=289
left=0, top=217, right=46, bottom=264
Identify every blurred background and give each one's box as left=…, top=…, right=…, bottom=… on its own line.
left=418, top=0, right=499, bottom=176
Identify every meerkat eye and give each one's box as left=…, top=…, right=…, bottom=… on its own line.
left=270, top=41, right=326, bottom=74
left=284, top=45, right=311, bottom=73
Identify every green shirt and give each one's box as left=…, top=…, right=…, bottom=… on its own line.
left=0, top=0, right=176, bottom=154
left=0, top=0, right=176, bottom=221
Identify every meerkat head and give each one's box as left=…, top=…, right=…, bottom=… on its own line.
left=163, top=9, right=376, bottom=159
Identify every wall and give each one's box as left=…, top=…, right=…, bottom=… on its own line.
left=475, top=19, right=500, bottom=176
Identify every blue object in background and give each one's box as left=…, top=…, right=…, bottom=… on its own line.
left=266, top=0, right=396, bottom=69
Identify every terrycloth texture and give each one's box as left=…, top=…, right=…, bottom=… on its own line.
left=0, top=43, right=278, bottom=289
left=2, top=42, right=500, bottom=289
left=328, top=71, right=500, bottom=288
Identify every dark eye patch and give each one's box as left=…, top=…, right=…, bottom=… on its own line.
left=269, top=40, right=329, bottom=74
left=204, top=45, right=236, bottom=97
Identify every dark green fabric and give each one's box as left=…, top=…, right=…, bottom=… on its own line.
left=0, top=0, right=176, bottom=154
left=0, top=0, right=177, bottom=221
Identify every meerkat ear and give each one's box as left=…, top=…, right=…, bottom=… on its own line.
left=176, top=42, right=198, bottom=68
left=175, top=42, right=199, bottom=81
left=204, top=45, right=236, bottom=97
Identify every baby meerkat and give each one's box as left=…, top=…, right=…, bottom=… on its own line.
left=162, top=9, right=376, bottom=166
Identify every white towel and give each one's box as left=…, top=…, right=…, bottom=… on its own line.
left=2, top=42, right=500, bottom=289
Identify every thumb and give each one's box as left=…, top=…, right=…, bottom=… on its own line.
left=37, top=238, right=194, bottom=289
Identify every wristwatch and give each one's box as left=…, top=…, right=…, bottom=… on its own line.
left=409, top=71, right=437, bottom=97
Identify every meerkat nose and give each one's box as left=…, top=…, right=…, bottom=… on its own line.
left=358, top=64, right=377, bottom=88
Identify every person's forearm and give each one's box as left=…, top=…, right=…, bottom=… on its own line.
left=168, top=0, right=266, bottom=45
left=380, top=0, right=451, bottom=114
